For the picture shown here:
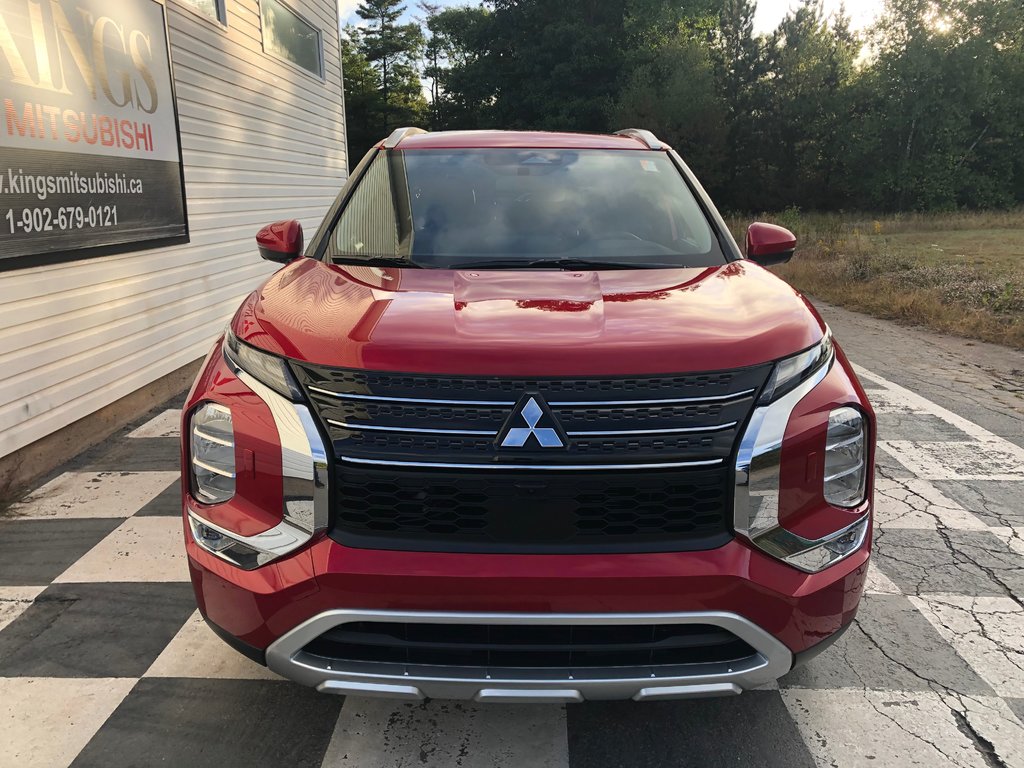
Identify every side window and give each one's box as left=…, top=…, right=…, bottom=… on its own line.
left=328, top=155, right=407, bottom=260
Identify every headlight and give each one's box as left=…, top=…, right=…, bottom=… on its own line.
left=824, top=406, right=868, bottom=507
left=759, top=331, right=833, bottom=404
left=190, top=403, right=235, bottom=504
left=223, top=330, right=303, bottom=401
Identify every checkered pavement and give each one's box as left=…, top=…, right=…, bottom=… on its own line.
left=1, top=366, right=1023, bottom=768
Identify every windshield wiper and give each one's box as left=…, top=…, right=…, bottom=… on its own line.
left=453, top=258, right=671, bottom=271
left=331, top=256, right=422, bottom=268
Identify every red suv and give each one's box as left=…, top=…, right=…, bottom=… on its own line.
left=182, top=128, right=874, bottom=702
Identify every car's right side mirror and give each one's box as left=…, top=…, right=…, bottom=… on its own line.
left=256, top=219, right=304, bottom=263
left=746, top=222, right=796, bottom=266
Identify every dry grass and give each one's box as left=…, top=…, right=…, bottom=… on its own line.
left=728, top=208, right=1024, bottom=350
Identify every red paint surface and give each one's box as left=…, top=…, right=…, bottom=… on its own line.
left=255, top=219, right=304, bottom=261
left=232, top=259, right=826, bottom=376
left=746, top=222, right=797, bottom=258
left=187, top=531, right=868, bottom=655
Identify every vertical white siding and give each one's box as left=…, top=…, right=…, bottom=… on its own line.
left=0, top=0, right=347, bottom=458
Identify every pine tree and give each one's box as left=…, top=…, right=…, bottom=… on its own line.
left=355, top=0, right=427, bottom=127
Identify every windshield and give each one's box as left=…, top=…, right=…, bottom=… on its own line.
left=326, top=149, right=726, bottom=269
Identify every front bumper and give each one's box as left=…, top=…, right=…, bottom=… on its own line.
left=263, top=608, right=793, bottom=702
left=186, top=525, right=869, bottom=700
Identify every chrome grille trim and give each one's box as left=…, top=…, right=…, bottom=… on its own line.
left=328, top=420, right=739, bottom=439
left=340, top=456, right=725, bottom=471
left=565, top=421, right=737, bottom=437
left=307, top=385, right=756, bottom=408
left=308, top=386, right=513, bottom=407
left=549, top=389, right=756, bottom=407
left=326, top=419, right=497, bottom=437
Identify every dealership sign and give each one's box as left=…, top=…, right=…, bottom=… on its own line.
left=0, top=0, right=187, bottom=267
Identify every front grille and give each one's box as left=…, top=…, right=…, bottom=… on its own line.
left=302, top=621, right=757, bottom=670
left=335, top=465, right=730, bottom=552
left=291, top=363, right=771, bottom=553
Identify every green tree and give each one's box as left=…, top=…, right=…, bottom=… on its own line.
left=764, top=0, right=859, bottom=208
left=419, top=4, right=496, bottom=129
left=611, top=29, right=726, bottom=180
left=340, top=29, right=385, bottom=162
left=711, top=0, right=770, bottom=209
left=844, top=0, right=1023, bottom=210
left=355, top=0, right=429, bottom=128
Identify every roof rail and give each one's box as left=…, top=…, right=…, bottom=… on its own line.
left=383, top=127, right=428, bottom=148
left=613, top=128, right=664, bottom=150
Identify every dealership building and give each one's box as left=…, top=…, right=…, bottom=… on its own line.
left=0, top=0, right=348, bottom=485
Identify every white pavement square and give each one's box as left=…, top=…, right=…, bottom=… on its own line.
left=0, top=587, right=44, bottom=634
left=879, top=440, right=1024, bottom=481
left=0, top=677, right=137, bottom=768
left=7, top=470, right=179, bottom=520
left=145, top=611, right=280, bottom=680
left=321, top=698, right=571, bottom=768
left=127, top=409, right=181, bottom=439
left=863, top=562, right=902, bottom=595
left=911, top=595, right=1024, bottom=698
left=781, top=688, right=1022, bottom=768
left=53, top=517, right=190, bottom=583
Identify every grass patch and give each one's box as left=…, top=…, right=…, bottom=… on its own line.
left=728, top=209, right=1024, bottom=349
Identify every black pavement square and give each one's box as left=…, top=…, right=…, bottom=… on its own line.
left=872, top=528, right=1024, bottom=597
left=0, top=582, right=195, bottom=678
left=0, top=518, right=121, bottom=586
left=780, top=594, right=994, bottom=694
left=135, top=479, right=183, bottom=517
left=856, top=375, right=886, bottom=390
left=931, top=479, right=1024, bottom=528
left=71, top=678, right=343, bottom=768
left=80, top=437, right=179, bottom=473
left=567, top=690, right=815, bottom=768
left=875, top=448, right=914, bottom=479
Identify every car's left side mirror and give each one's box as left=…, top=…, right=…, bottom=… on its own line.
left=746, top=222, right=796, bottom=266
left=256, top=219, right=304, bottom=263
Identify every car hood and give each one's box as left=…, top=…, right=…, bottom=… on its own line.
left=233, top=259, right=825, bottom=376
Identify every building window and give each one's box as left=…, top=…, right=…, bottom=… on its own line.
left=260, top=0, right=324, bottom=78
left=176, top=0, right=227, bottom=24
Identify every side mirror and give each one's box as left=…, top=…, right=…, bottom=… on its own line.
left=746, top=222, right=796, bottom=266
left=256, top=219, right=304, bottom=263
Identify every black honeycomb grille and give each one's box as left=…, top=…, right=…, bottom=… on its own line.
left=333, top=465, right=731, bottom=553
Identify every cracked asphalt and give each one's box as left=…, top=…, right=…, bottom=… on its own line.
left=1, top=301, right=1022, bottom=768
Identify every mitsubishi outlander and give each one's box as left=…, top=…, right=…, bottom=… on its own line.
left=181, top=128, right=874, bottom=702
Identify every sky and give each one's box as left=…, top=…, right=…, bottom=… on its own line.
left=338, top=0, right=886, bottom=34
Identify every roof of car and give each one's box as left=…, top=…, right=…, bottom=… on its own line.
left=388, top=130, right=659, bottom=151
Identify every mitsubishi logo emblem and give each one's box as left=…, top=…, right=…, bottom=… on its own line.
left=498, top=394, right=567, bottom=449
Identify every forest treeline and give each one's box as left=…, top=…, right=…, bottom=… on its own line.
left=341, top=0, right=1024, bottom=213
